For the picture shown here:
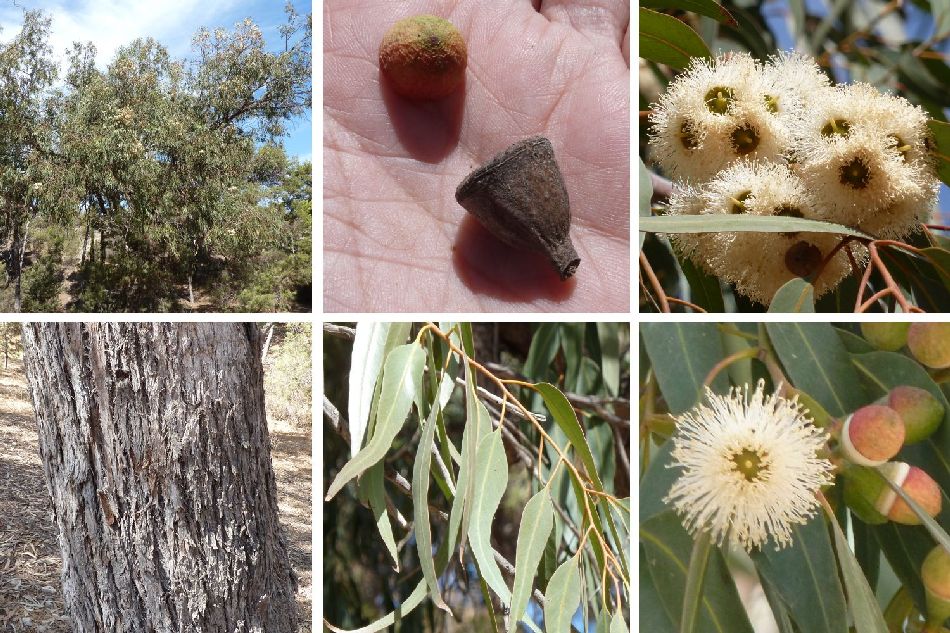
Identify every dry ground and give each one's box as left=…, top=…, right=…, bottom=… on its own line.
left=0, top=358, right=312, bottom=632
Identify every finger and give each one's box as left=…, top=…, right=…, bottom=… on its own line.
left=538, top=0, right=629, bottom=48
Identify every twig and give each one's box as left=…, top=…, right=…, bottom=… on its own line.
left=640, top=251, right=670, bottom=313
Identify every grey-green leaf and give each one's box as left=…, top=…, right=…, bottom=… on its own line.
left=326, top=342, right=426, bottom=500
left=823, top=504, right=889, bottom=633
left=360, top=463, right=399, bottom=571
left=610, top=611, right=628, bottom=633
left=766, top=323, right=866, bottom=417
left=412, top=403, right=451, bottom=613
left=469, top=429, right=511, bottom=602
left=508, top=487, right=555, bottom=632
left=641, top=322, right=728, bottom=414
left=347, top=322, right=410, bottom=456
left=640, top=214, right=869, bottom=238
left=768, top=278, right=815, bottom=313
left=544, top=555, right=581, bottom=633
left=325, top=578, right=427, bottom=633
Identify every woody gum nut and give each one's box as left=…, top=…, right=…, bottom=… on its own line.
left=378, top=15, right=467, bottom=101
left=874, top=462, right=942, bottom=525
left=841, top=405, right=905, bottom=466
left=888, top=386, right=945, bottom=444
left=860, top=322, right=910, bottom=351
left=923, top=545, right=950, bottom=628
left=455, top=136, right=580, bottom=280
left=908, top=323, right=950, bottom=369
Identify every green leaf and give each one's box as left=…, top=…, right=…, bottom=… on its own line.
left=640, top=158, right=654, bottom=249
left=768, top=278, right=815, bottom=313
left=929, top=119, right=950, bottom=186
left=822, top=502, right=889, bottom=633
left=524, top=323, right=561, bottom=381
left=641, top=511, right=755, bottom=633
left=641, top=547, right=677, bottom=633
left=677, top=253, right=725, bottom=313
left=411, top=403, right=451, bottom=613
left=681, top=529, right=713, bottom=633
left=641, top=322, right=729, bottom=414
left=920, top=247, right=950, bottom=287
left=544, top=555, right=582, bottom=633
left=850, top=351, right=950, bottom=492
left=639, top=7, right=711, bottom=70
left=596, top=323, right=621, bottom=397
left=326, top=343, right=426, bottom=500
left=640, top=214, right=870, bottom=238
left=347, top=322, right=411, bottom=456
left=325, top=578, right=428, bottom=633
left=508, top=487, right=555, bottom=632
left=469, top=429, right=511, bottom=602
left=640, top=0, right=736, bottom=24
left=766, top=323, right=867, bottom=417
left=751, top=517, right=849, bottom=633
left=872, top=520, right=935, bottom=611
left=454, top=359, right=493, bottom=560
left=640, top=440, right=678, bottom=522
left=536, top=383, right=604, bottom=490
left=360, top=464, right=400, bottom=571
left=610, top=611, right=628, bottom=633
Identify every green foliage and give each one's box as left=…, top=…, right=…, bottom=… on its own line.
left=324, top=323, right=631, bottom=631
left=263, top=323, right=312, bottom=429
left=0, top=6, right=312, bottom=312
left=640, top=322, right=950, bottom=632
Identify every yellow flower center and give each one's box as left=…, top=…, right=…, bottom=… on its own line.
left=730, top=124, right=760, bottom=155
left=731, top=448, right=768, bottom=482
left=821, top=118, right=851, bottom=138
left=704, top=86, right=735, bottom=114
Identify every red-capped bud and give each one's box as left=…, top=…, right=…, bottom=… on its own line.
left=841, top=405, right=905, bottom=466
left=922, top=545, right=950, bottom=629
left=860, top=322, right=910, bottom=351
left=888, top=386, right=945, bottom=445
left=907, top=323, right=950, bottom=370
left=843, top=462, right=942, bottom=525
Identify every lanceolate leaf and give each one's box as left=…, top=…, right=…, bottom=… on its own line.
left=508, top=486, right=555, bottom=633
left=751, top=517, right=849, bottom=633
left=610, top=611, right=628, bottom=633
left=640, top=0, right=736, bottom=24
left=326, top=342, right=426, bottom=501
left=360, top=464, right=400, bottom=572
left=411, top=402, right=451, bottom=613
left=641, top=322, right=728, bottom=414
left=325, top=578, right=428, bottom=633
left=544, top=554, right=582, bottom=633
left=766, top=323, right=867, bottom=417
left=468, top=429, right=511, bottom=602
left=928, top=119, right=950, bottom=186
left=347, top=322, right=411, bottom=456
left=822, top=502, right=889, bottom=633
left=639, top=7, right=711, bottom=70
left=640, top=214, right=870, bottom=238
left=456, top=359, right=492, bottom=560
left=768, top=278, right=815, bottom=313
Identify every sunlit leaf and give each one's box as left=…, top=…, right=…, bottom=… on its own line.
left=469, top=429, right=511, bottom=602
left=639, top=8, right=711, bottom=70
left=508, top=487, right=555, bottom=633
left=544, top=554, right=582, bottom=633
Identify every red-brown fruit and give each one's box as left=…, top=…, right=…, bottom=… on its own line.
left=379, top=15, right=467, bottom=101
left=886, top=465, right=942, bottom=525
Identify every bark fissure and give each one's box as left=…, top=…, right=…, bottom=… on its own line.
left=21, top=323, right=297, bottom=633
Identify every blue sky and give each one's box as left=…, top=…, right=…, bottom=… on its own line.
left=0, top=0, right=311, bottom=161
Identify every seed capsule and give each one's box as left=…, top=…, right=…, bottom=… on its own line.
left=455, top=136, right=580, bottom=280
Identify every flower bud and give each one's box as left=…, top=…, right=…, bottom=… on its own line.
left=922, top=545, right=950, bottom=629
left=860, top=322, right=910, bottom=351
left=888, top=386, right=945, bottom=445
left=907, top=324, right=950, bottom=369
left=843, top=462, right=942, bottom=525
left=840, top=405, right=905, bottom=466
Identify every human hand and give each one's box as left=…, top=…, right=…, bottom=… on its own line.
left=324, top=0, right=630, bottom=311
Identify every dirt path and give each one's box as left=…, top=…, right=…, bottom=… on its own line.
left=0, top=359, right=312, bottom=632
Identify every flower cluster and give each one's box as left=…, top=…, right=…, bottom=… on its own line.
left=648, top=53, right=940, bottom=306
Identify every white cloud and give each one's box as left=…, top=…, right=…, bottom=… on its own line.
left=1, top=0, right=242, bottom=67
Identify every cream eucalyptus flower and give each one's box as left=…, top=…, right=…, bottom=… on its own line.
left=666, top=381, right=834, bottom=552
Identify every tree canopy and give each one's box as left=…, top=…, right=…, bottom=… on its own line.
left=0, top=4, right=311, bottom=312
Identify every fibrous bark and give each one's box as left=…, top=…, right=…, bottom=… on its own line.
left=21, top=323, right=297, bottom=633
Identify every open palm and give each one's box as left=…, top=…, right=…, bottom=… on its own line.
left=324, top=0, right=630, bottom=312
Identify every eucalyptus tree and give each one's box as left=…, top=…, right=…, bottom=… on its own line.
left=0, top=11, right=59, bottom=311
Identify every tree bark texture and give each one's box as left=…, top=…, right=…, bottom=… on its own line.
left=20, top=323, right=297, bottom=633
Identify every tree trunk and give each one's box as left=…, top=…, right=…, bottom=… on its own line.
left=21, top=323, right=298, bottom=632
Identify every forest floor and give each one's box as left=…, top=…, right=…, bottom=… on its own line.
left=0, top=358, right=312, bottom=632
